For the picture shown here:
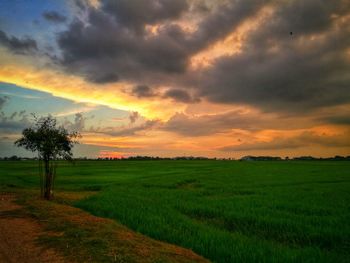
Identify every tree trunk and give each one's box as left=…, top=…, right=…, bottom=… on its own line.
left=38, top=155, right=44, bottom=197
left=43, top=157, right=52, bottom=200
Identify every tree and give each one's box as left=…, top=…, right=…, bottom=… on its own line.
left=15, top=115, right=80, bottom=200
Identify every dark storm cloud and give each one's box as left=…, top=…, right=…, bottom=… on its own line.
left=188, top=0, right=265, bottom=50
left=320, top=115, right=350, bottom=126
left=196, top=0, right=350, bottom=112
left=102, top=0, right=188, bottom=31
left=163, top=89, right=199, bottom=103
left=42, top=11, right=67, bottom=23
left=57, top=14, right=194, bottom=86
left=0, top=30, right=37, bottom=54
left=57, top=3, right=191, bottom=85
left=131, top=85, right=198, bottom=103
left=56, top=0, right=265, bottom=93
left=55, top=0, right=350, bottom=110
left=219, top=131, right=350, bottom=152
left=88, top=72, right=119, bottom=84
left=131, top=85, right=157, bottom=98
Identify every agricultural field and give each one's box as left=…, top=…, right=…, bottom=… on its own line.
left=1, top=160, right=349, bottom=262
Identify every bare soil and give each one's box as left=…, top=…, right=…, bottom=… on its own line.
left=0, top=193, right=68, bottom=263
left=0, top=192, right=209, bottom=263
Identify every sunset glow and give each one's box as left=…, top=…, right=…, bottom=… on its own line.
left=1, top=0, right=349, bottom=158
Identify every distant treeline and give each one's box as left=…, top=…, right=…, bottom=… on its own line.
left=240, top=155, right=350, bottom=161
left=1, top=155, right=350, bottom=161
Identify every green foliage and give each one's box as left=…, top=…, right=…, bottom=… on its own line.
left=14, top=115, right=79, bottom=161
left=1, top=160, right=349, bottom=262
left=14, top=115, right=80, bottom=199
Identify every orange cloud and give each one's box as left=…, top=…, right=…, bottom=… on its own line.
left=0, top=50, right=186, bottom=121
left=190, top=5, right=274, bottom=69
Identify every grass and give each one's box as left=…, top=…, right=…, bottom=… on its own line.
left=1, top=160, right=350, bottom=262
left=4, top=190, right=206, bottom=263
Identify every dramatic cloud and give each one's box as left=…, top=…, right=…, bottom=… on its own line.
left=131, top=85, right=157, bottom=98
left=163, top=89, right=199, bottom=103
left=57, top=2, right=191, bottom=85
left=88, top=72, right=119, bottom=84
left=129, top=111, right=139, bottom=124
left=187, top=0, right=265, bottom=50
left=196, top=0, right=350, bottom=112
left=53, top=0, right=350, bottom=110
left=102, top=0, right=188, bottom=31
left=92, top=119, right=159, bottom=137
left=1, top=0, right=350, bottom=157
left=131, top=86, right=198, bottom=103
left=59, top=111, right=158, bottom=137
left=163, top=110, right=317, bottom=136
left=42, top=11, right=67, bottom=23
left=163, top=111, right=253, bottom=136
left=322, top=116, right=350, bottom=126
left=0, top=30, right=37, bottom=54
left=219, top=130, right=350, bottom=152
left=55, top=0, right=265, bottom=90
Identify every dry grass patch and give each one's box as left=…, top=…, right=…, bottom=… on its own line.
left=11, top=191, right=209, bottom=263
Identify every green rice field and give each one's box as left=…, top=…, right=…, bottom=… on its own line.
left=1, top=160, right=349, bottom=262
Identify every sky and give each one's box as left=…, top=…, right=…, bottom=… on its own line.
left=0, top=0, right=349, bottom=158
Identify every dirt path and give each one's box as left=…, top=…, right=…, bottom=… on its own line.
left=0, top=192, right=209, bottom=263
left=0, top=193, right=69, bottom=263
